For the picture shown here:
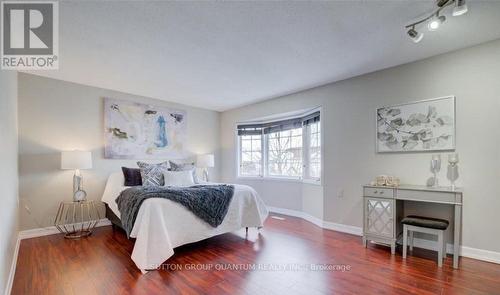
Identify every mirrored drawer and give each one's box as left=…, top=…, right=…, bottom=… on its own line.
left=363, top=187, right=394, bottom=198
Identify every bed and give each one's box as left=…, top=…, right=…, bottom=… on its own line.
left=101, top=172, right=269, bottom=273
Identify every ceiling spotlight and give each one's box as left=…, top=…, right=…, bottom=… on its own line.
left=407, top=28, right=424, bottom=43
left=453, top=0, right=468, bottom=16
left=428, top=14, right=446, bottom=31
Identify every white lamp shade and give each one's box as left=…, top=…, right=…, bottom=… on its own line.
left=61, top=151, right=93, bottom=170
left=197, top=154, right=215, bottom=168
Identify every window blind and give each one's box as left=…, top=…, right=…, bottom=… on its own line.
left=238, top=111, right=320, bottom=136
left=302, top=111, right=320, bottom=126
left=237, top=124, right=263, bottom=136
left=263, top=118, right=303, bottom=134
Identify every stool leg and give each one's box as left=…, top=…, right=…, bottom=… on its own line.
left=409, top=231, right=414, bottom=251
left=437, top=231, right=443, bottom=267
left=403, top=225, right=408, bottom=259
left=443, top=237, right=447, bottom=260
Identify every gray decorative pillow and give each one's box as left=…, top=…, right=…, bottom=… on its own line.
left=169, top=161, right=199, bottom=183
left=137, top=161, right=170, bottom=187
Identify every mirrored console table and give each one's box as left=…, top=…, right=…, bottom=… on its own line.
left=362, top=184, right=463, bottom=269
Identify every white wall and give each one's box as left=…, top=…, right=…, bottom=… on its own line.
left=221, top=39, right=500, bottom=253
left=0, top=71, right=19, bottom=294
left=18, top=73, right=221, bottom=230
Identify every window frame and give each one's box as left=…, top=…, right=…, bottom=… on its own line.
left=265, top=127, right=303, bottom=180
left=237, top=133, right=264, bottom=177
left=236, top=108, right=322, bottom=185
left=305, top=121, right=321, bottom=182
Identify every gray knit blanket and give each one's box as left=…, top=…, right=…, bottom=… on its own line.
left=116, top=185, right=235, bottom=237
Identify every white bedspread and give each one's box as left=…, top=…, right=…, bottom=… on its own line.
left=101, top=172, right=268, bottom=271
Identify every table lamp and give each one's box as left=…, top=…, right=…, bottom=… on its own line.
left=197, top=154, right=214, bottom=182
left=61, top=151, right=93, bottom=201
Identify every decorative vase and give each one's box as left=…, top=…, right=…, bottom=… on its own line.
left=430, top=154, right=441, bottom=188
left=447, top=153, right=459, bottom=190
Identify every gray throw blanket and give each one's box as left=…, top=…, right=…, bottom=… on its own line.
left=116, top=185, right=235, bottom=237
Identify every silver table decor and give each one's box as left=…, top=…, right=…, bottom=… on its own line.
left=447, top=153, right=459, bottom=190
left=54, top=200, right=101, bottom=239
left=430, top=154, right=441, bottom=187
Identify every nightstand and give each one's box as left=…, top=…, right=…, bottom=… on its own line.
left=54, top=200, right=101, bottom=239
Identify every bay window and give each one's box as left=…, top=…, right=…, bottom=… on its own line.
left=237, top=110, right=321, bottom=182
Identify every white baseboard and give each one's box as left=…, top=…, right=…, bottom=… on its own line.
left=18, top=219, right=111, bottom=240
left=267, top=206, right=323, bottom=228
left=301, top=212, right=324, bottom=228
left=322, top=221, right=363, bottom=236
left=404, top=238, right=500, bottom=264
left=5, top=235, right=20, bottom=295
left=267, top=206, right=362, bottom=236
left=267, top=206, right=500, bottom=265
left=461, top=246, right=500, bottom=264
left=267, top=206, right=303, bottom=219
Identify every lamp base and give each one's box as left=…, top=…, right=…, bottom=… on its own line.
left=203, top=168, right=209, bottom=182
left=73, top=170, right=87, bottom=202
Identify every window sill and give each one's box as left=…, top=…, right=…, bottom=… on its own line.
left=237, top=176, right=322, bottom=186
left=302, top=179, right=323, bottom=186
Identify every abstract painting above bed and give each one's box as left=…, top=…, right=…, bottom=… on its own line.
left=104, top=98, right=187, bottom=159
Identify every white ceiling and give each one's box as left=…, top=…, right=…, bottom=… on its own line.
left=26, top=1, right=500, bottom=111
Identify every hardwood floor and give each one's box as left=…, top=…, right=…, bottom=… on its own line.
left=12, top=214, right=500, bottom=295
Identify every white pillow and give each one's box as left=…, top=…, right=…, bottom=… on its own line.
left=163, top=170, right=195, bottom=187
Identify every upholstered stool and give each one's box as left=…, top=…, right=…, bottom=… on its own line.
left=402, top=215, right=449, bottom=267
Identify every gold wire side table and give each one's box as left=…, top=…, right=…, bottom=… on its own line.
left=54, top=200, right=101, bottom=239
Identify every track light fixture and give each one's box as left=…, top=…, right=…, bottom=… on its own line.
left=407, top=27, right=424, bottom=43
left=453, top=0, right=468, bottom=16
left=405, top=0, right=468, bottom=43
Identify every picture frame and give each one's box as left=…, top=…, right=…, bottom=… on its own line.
left=104, top=97, right=188, bottom=159
left=376, top=96, right=456, bottom=153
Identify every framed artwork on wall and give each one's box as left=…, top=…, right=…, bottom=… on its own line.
left=376, top=96, right=456, bottom=153
left=104, top=98, right=188, bottom=159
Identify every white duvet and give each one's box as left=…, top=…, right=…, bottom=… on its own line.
left=101, top=172, right=269, bottom=272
